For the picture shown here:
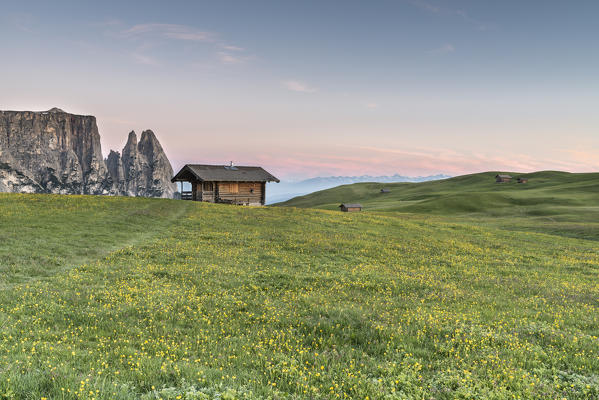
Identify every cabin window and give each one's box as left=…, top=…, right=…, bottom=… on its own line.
left=203, top=182, right=213, bottom=191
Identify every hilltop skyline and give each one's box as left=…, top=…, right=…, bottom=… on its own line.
left=2, top=1, right=598, bottom=180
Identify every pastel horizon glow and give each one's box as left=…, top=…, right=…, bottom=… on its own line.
left=2, top=1, right=598, bottom=180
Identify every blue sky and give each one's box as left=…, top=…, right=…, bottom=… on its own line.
left=1, top=1, right=598, bottom=179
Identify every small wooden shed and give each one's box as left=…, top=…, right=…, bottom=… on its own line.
left=339, top=203, right=362, bottom=212
left=495, top=174, right=512, bottom=183
left=171, top=163, right=279, bottom=205
left=517, top=177, right=528, bottom=184
left=380, top=188, right=390, bottom=193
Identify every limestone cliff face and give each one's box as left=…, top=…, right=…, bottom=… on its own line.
left=107, top=130, right=176, bottom=198
left=121, top=131, right=142, bottom=196
left=105, top=150, right=125, bottom=193
left=0, top=108, right=112, bottom=194
left=0, top=108, right=176, bottom=198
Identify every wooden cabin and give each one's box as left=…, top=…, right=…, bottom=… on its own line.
left=495, top=174, right=512, bottom=183
left=517, top=177, right=528, bottom=184
left=339, top=203, right=362, bottom=212
left=171, top=164, right=279, bottom=205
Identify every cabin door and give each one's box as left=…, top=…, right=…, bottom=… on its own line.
left=193, top=182, right=201, bottom=201
left=202, top=181, right=214, bottom=202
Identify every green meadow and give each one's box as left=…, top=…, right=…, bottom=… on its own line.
left=0, top=173, right=598, bottom=399
left=277, top=171, right=599, bottom=241
left=276, top=171, right=599, bottom=216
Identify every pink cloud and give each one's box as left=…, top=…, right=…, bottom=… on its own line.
left=169, top=142, right=599, bottom=182
left=122, top=24, right=214, bottom=42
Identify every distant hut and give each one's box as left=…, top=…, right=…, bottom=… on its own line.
left=517, top=177, right=529, bottom=184
left=380, top=188, right=390, bottom=193
left=495, top=174, right=512, bottom=183
left=339, top=203, right=362, bottom=212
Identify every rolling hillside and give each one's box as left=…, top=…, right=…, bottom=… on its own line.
left=0, top=193, right=598, bottom=399
left=276, top=171, right=599, bottom=220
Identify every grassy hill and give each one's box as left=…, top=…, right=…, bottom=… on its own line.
left=276, top=171, right=599, bottom=218
left=276, top=171, right=599, bottom=242
left=0, top=193, right=598, bottom=399
left=0, top=193, right=192, bottom=286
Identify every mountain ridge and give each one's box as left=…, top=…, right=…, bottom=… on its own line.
left=275, top=170, right=599, bottom=222
left=266, top=173, right=451, bottom=203
left=295, top=173, right=451, bottom=185
left=0, top=108, right=176, bottom=198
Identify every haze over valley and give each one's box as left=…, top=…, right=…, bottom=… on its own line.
left=266, top=173, right=451, bottom=203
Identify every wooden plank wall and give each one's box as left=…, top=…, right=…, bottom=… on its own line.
left=192, top=181, right=265, bottom=205
left=217, top=181, right=263, bottom=205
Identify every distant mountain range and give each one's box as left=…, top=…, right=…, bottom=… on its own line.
left=266, top=173, right=451, bottom=204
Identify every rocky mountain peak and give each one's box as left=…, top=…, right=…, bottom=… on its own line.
left=0, top=109, right=176, bottom=198
left=140, top=129, right=157, bottom=142
left=139, top=129, right=161, bottom=155
left=123, top=131, right=138, bottom=154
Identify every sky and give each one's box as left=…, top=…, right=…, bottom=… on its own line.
left=1, top=0, right=598, bottom=180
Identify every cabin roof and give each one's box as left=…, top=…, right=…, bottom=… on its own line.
left=339, top=203, right=362, bottom=208
left=172, top=164, right=280, bottom=183
left=496, top=174, right=512, bottom=179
